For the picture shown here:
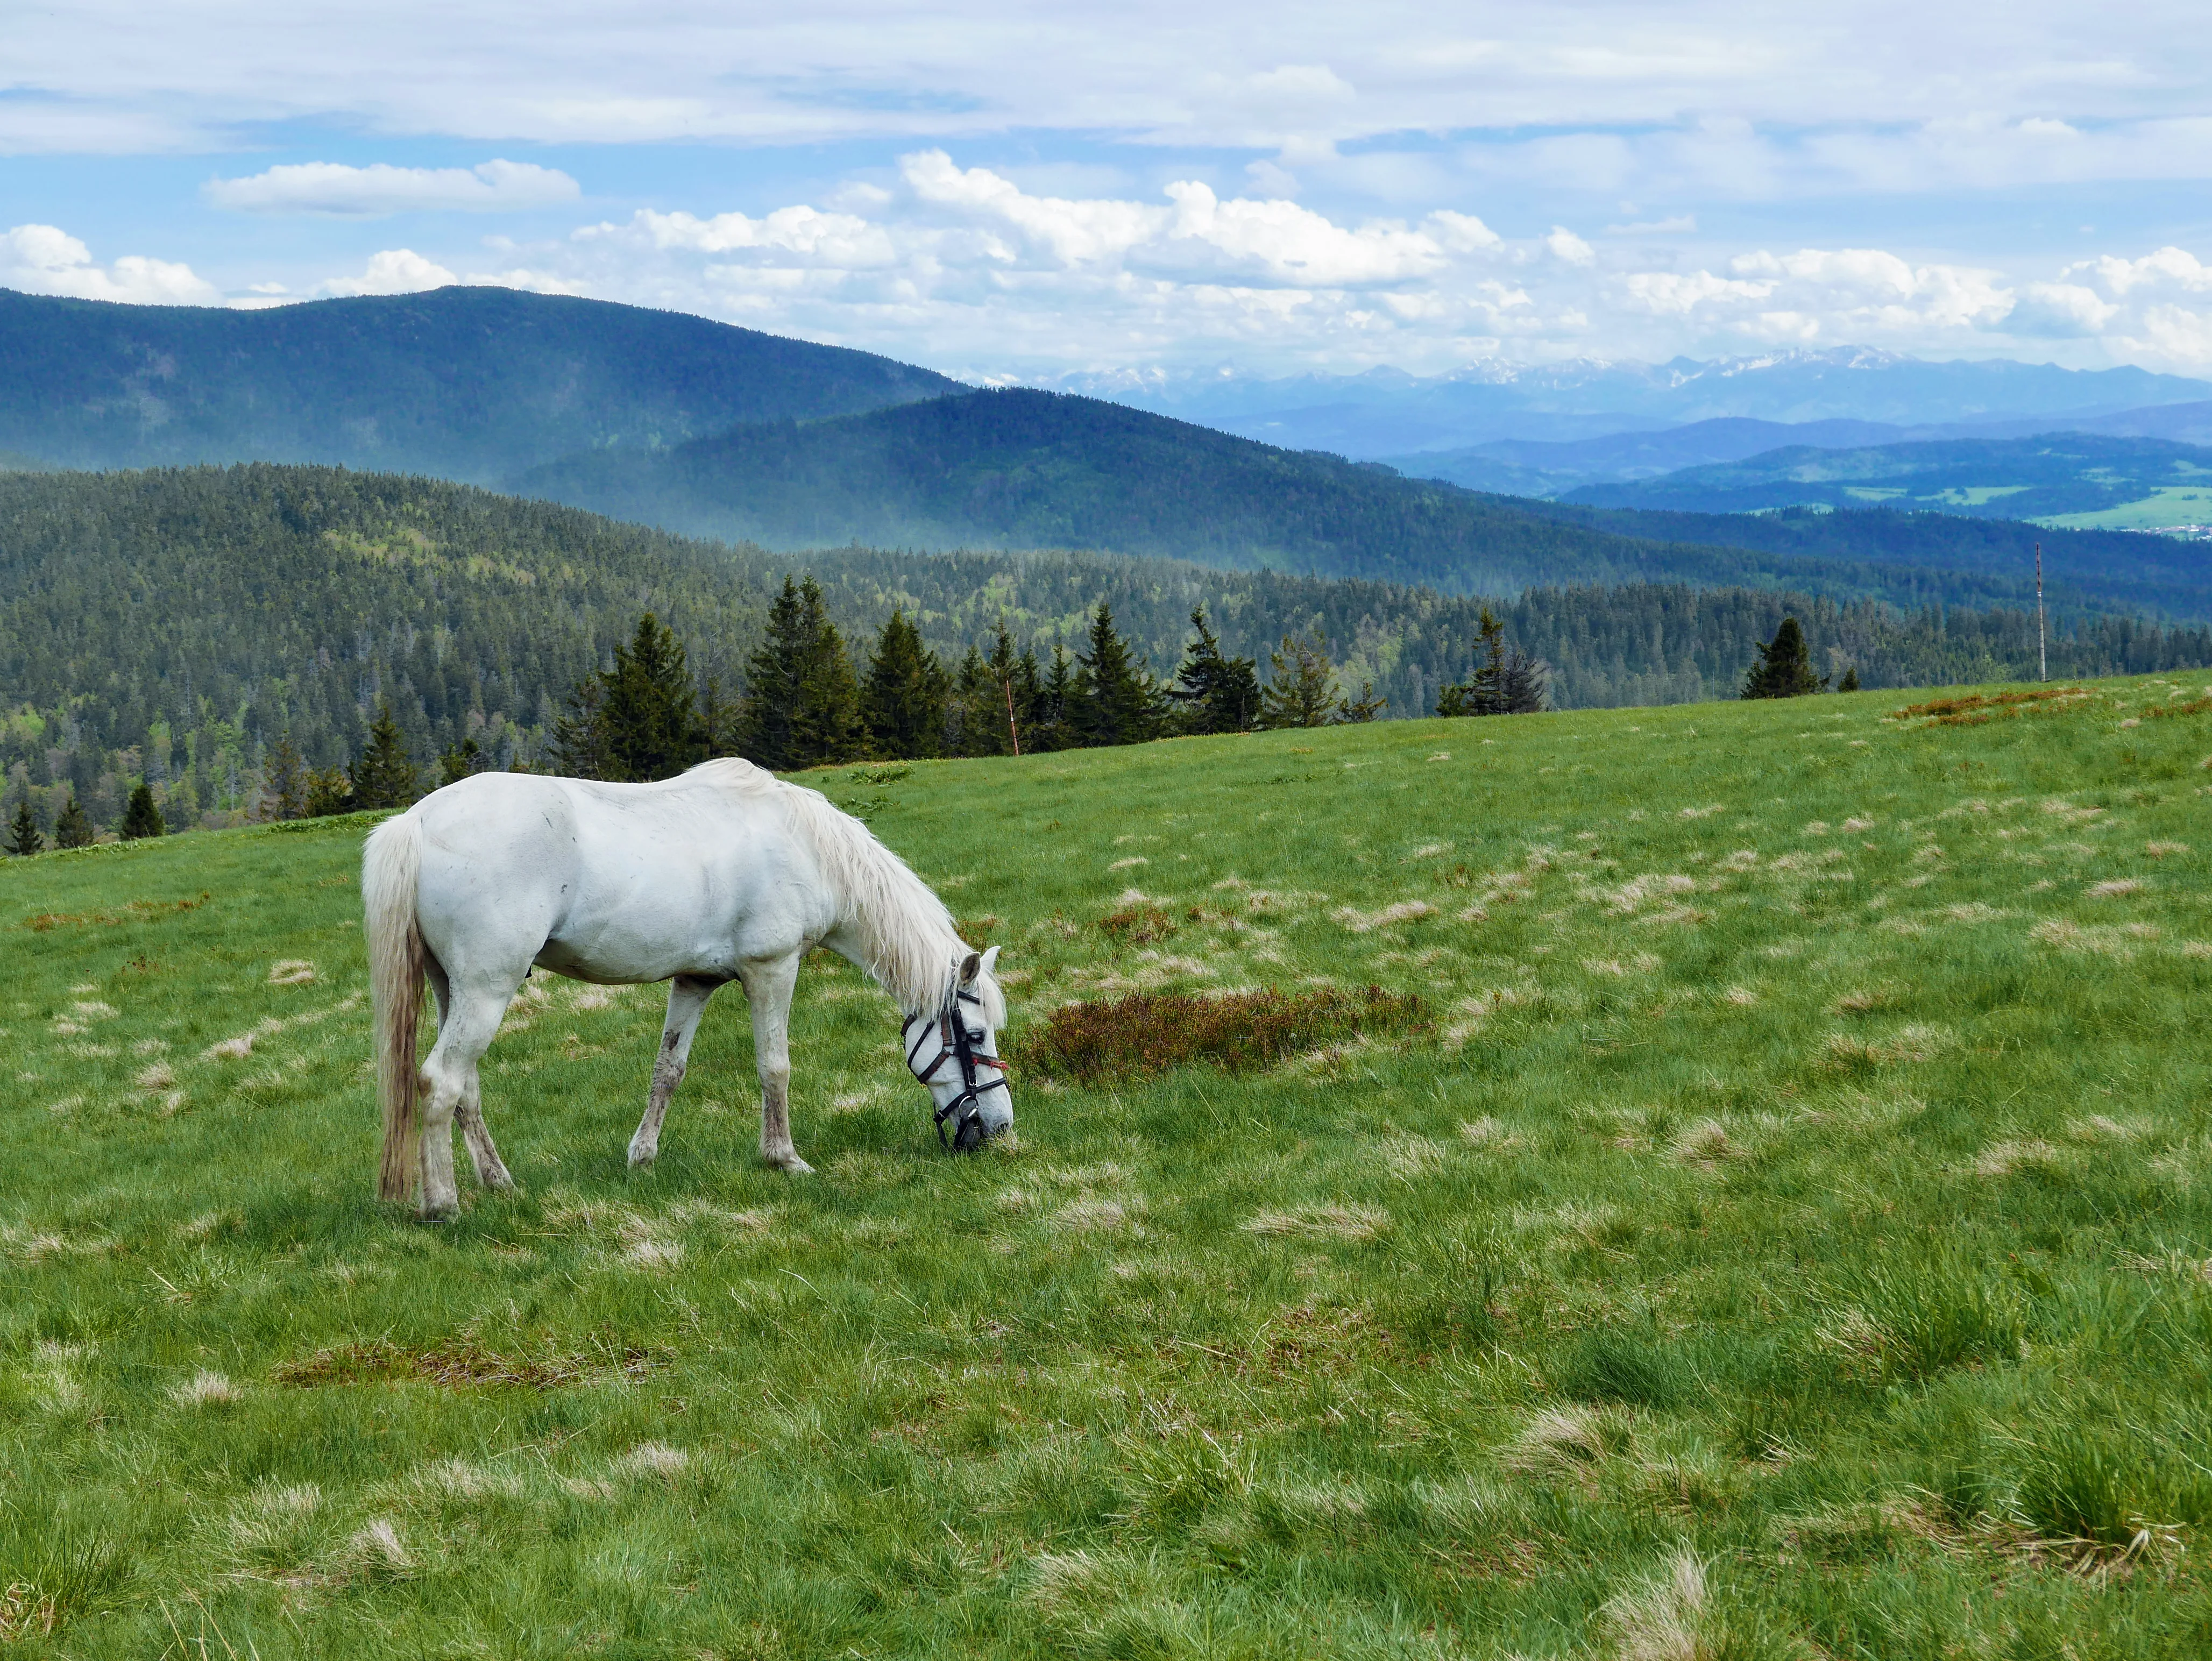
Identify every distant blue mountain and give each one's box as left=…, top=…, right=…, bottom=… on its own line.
left=1067, top=348, right=2212, bottom=457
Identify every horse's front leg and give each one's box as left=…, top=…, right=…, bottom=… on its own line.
left=741, top=954, right=811, bottom=1174
left=630, top=975, right=718, bottom=1169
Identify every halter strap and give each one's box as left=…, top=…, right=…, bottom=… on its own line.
left=905, top=986, right=1009, bottom=1151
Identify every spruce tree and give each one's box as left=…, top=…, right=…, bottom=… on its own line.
left=1258, top=629, right=1341, bottom=729
left=601, top=612, right=703, bottom=780
left=736, top=577, right=811, bottom=770
left=549, top=676, right=615, bottom=779
left=53, top=794, right=94, bottom=849
left=950, top=645, right=999, bottom=758
left=1030, top=640, right=1077, bottom=753
left=1337, top=679, right=1387, bottom=722
left=1168, top=607, right=1261, bottom=734
left=260, top=732, right=308, bottom=820
left=349, top=703, right=419, bottom=808
left=1741, top=616, right=1826, bottom=699
left=698, top=675, right=739, bottom=759
left=1438, top=607, right=1507, bottom=716
left=1838, top=665, right=1861, bottom=693
left=986, top=623, right=1026, bottom=757
left=304, top=767, right=353, bottom=817
left=1498, top=649, right=1548, bottom=714
left=438, top=736, right=485, bottom=787
left=863, top=609, right=949, bottom=760
left=6, top=800, right=43, bottom=857
left=1073, top=604, right=1160, bottom=748
left=120, top=782, right=166, bottom=840
left=791, top=579, right=862, bottom=767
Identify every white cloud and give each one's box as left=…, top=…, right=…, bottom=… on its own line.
left=1544, top=226, right=1596, bottom=265
left=315, top=249, right=459, bottom=297
left=205, top=159, right=580, bottom=216
left=0, top=223, right=218, bottom=302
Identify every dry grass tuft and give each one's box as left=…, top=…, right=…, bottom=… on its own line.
left=2145, top=840, right=2190, bottom=857
left=1975, top=1138, right=2062, bottom=1177
left=1332, top=900, right=1437, bottom=932
left=612, top=1442, right=690, bottom=1478
left=272, top=1337, right=658, bottom=1390
left=1603, top=1549, right=1710, bottom=1661
left=1671, top=1119, right=1740, bottom=1165
left=1243, top=1204, right=1388, bottom=1241
left=268, top=959, right=316, bottom=985
left=1458, top=1116, right=1523, bottom=1149
left=1050, top=1198, right=1131, bottom=1233
left=172, top=1368, right=241, bottom=1407
left=2087, top=878, right=2145, bottom=898
left=1499, top=1406, right=1628, bottom=1477
left=1015, top=986, right=1426, bottom=1084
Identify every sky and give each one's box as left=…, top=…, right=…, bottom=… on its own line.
left=4, top=1, right=2212, bottom=382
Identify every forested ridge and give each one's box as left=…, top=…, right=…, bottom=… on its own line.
left=0, top=286, right=958, bottom=481
left=519, top=387, right=2212, bottom=623
left=5, top=465, right=2207, bottom=837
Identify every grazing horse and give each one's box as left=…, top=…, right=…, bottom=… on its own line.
left=361, top=758, right=1011, bottom=1219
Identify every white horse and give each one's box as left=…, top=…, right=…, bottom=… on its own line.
left=361, top=757, right=1011, bottom=1219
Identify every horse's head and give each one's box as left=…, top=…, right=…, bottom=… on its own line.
left=902, top=945, right=1012, bottom=1153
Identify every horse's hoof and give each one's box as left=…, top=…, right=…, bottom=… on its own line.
left=627, top=1147, right=656, bottom=1170
left=765, top=1153, right=814, bottom=1175
left=419, top=1201, right=460, bottom=1223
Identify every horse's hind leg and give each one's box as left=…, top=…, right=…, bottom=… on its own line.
left=630, top=976, right=718, bottom=1169
left=417, top=977, right=518, bottom=1219
left=428, top=960, right=513, bottom=1190
left=742, top=954, right=811, bottom=1174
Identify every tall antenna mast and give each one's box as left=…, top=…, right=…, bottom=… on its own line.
left=2035, top=541, right=2047, bottom=683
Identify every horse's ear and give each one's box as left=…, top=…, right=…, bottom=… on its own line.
left=959, top=950, right=982, bottom=984
left=979, top=945, right=1000, bottom=978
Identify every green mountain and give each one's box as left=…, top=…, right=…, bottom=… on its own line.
left=1562, top=432, right=2212, bottom=529
left=5, top=466, right=2206, bottom=838
left=0, top=286, right=960, bottom=481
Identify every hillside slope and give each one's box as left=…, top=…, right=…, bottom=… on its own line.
left=0, top=286, right=960, bottom=480
left=7, top=683, right=2212, bottom=1655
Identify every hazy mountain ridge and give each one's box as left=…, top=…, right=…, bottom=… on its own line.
left=1559, top=432, right=2212, bottom=529
left=1060, top=346, right=2212, bottom=456
left=0, top=286, right=961, bottom=481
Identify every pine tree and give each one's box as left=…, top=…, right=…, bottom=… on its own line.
left=1498, top=649, right=1548, bottom=714
left=349, top=703, right=419, bottom=808
left=1742, top=616, right=1826, bottom=699
left=260, top=732, right=308, bottom=820
left=53, top=794, right=94, bottom=849
left=1838, top=665, right=1861, bottom=693
left=1438, top=607, right=1507, bottom=716
left=437, top=736, right=485, bottom=787
left=791, top=579, right=862, bottom=767
left=949, top=645, right=999, bottom=758
left=1028, top=641, right=1076, bottom=753
left=549, top=675, right=615, bottom=779
left=736, top=577, right=811, bottom=770
left=987, top=623, right=1026, bottom=757
left=601, top=612, right=703, bottom=780
left=1258, top=629, right=1341, bottom=729
left=1072, top=604, right=1161, bottom=748
left=1168, top=607, right=1261, bottom=734
left=304, top=767, right=353, bottom=817
left=698, top=675, right=740, bottom=758
left=6, top=800, right=42, bottom=857
left=863, top=609, right=950, bottom=760
left=1337, top=679, right=1387, bottom=722
left=120, top=782, right=166, bottom=839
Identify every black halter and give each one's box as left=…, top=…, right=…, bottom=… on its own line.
left=905, top=987, right=1011, bottom=1152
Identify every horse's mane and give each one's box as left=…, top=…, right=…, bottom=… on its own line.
left=685, top=757, right=1001, bottom=1023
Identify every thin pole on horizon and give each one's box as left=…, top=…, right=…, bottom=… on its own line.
left=2036, top=541, right=2047, bottom=683
left=1003, top=675, right=1022, bottom=757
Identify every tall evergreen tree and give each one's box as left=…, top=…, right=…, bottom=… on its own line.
left=601, top=612, right=703, bottom=780
left=1258, top=629, right=1341, bottom=729
left=949, top=645, right=1000, bottom=757
left=791, top=578, right=863, bottom=767
left=1741, top=616, right=1826, bottom=699
left=438, top=736, right=485, bottom=787
left=305, top=766, right=353, bottom=817
left=1072, top=604, right=1161, bottom=748
left=7, top=800, right=43, bottom=857
left=698, top=675, right=740, bottom=759
left=1498, top=649, right=1549, bottom=714
left=260, top=732, right=308, bottom=820
left=1015, top=642, right=1054, bottom=751
left=1337, top=679, right=1387, bottom=722
left=986, top=623, right=1026, bottom=757
left=53, top=794, right=94, bottom=849
left=736, top=577, right=810, bottom=770
left=120, top=782, right=166, bottom=839
left=549, top=675, right=616, bottom=779
left=349, top=702, right=419, bottom=808
left=1168, top=607, right=1261, bottom=734
left=863, top=609, right=950, bottom=760
left=1438, top=607, right=1507, bottom=716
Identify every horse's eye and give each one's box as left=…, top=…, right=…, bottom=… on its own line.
left=967, top=1030, right=987, bottom=1045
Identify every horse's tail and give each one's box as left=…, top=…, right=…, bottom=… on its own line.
left=363, top=811, right=427, bottom=1203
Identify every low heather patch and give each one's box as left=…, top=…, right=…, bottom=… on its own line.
left=1016, top=986, right=1427, bottom=1083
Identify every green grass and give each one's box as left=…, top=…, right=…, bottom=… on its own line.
left=8, top=677, right=2212, bottom=1657
left=2039, top=485, right=2212, bottom=530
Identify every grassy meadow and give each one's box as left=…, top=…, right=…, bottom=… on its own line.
left=5, top=677, right=2212, bottom=1657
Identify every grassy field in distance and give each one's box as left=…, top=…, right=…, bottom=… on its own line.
left=5, top=676, right=2212, bottom=1657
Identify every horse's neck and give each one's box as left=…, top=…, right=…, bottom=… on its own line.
left=819, top=914, right=953, bottom=1021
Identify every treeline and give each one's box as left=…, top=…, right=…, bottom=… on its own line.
left=5, top=465, right=2210, bottom=840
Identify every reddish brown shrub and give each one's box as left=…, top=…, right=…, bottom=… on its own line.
left=1016, top=986, right=1427, bottom=1084
left=1098, top=903, right=1178, bottom=946
left=1888, top=688, right=2087, bottom=725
